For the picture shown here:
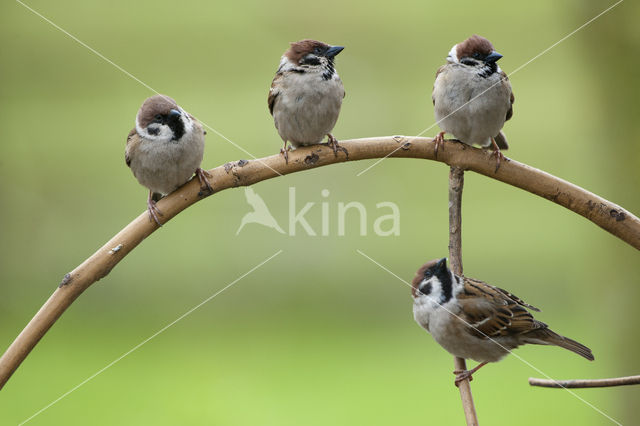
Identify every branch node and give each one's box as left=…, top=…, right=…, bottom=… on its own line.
left=59, top=273, right=72, bottom=287
left=304, top=153, right=320, bottom=165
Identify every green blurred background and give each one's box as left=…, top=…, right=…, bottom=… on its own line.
left=1, top=0, right=639, bottom=424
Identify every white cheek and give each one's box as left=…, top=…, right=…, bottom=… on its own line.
left=277, top=56, right=298, bottom=73
left=179, top=110, right=194, bottom=134
left=135, top=118, right=145, bottom=138
left=447, top=44, right=459, bottom=63
left=142, top=123, right=174, bottom=142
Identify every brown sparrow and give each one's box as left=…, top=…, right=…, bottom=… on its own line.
left=125, top=95, right=212, bottom=225
left=412, top=258, right=594, bottom=386
left=432, top=35, right=514, bottom=171
left=268, top=39, right=346, bottom=163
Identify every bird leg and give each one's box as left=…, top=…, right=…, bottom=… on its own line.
left=326, top=133, right=349, bottom=159
left=195, top=167, right=214, bottom=195
left=147, top=191, right=164, bottom=226
left=280, top=141, right=291, bottom=164
left=490, top=137, right=505, bottom=173
left=433, top=131, right=446, bottom=159
left=453, top=362, right=488, bottom=387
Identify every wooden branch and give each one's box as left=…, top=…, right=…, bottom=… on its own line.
left=529, top=375, right=640, bottom=389
left=448, top=166, right=478, bottom=426
left=448, top=167, right=464, bottom=276
left=1, top=136, right=639, bottom=389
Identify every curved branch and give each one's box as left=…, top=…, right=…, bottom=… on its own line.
left=1, top=135, right=638, bottom=389
left=529, top=375, right=640, bottom=389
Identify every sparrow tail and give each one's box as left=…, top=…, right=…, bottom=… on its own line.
left=494, top=131, right=509, bottom=150
left=526, top=329, right=594, bottom=361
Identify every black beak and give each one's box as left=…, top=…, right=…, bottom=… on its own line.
left=435, top=258, right=447, bottom=271
left=168, top=109, right=182, bottom=119
left=325, top=45, right=345, bottom=58
left=485, top=51, right=503, bottom=63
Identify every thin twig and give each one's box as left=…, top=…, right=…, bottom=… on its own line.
left=529, top=375, right=640, bottom=389
left=1, top=136, right=639, bottom=389
left=448, top=167, right=464, bottom=275
left=448, top=167, right=478, bottom=426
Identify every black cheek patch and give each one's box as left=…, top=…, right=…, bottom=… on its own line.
left=147, top=127, right=160, bottom=136
left=419, top=283, right=432, bottom=296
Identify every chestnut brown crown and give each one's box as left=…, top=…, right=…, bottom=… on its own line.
left=456, top=35, right=495, bottom=60
left=284, top=39, right=344, bottom=65
left=137, top=95, right=179, bottom=128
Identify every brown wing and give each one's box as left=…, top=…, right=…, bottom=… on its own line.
left=493, top=285, right=540, bottom=311
left=457, top=277, right=543, bottom=339
left=501, top=70, right=515, bottom=122
left=432, top=65, right=446, bottom=106
left=267, top=73, right=283, bottom=116
left=125, top=128, right=138, bottom=168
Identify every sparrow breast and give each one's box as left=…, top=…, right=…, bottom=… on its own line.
left=433, top=65, right=511, bottom=147
left=272, top=73, right=344, bottom=147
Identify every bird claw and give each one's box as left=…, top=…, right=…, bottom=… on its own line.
left=147, top=198, right=164, bottom=227
left=280, top=144, right=291, bottom=164
left=434, top=131, right=446, bottom=159
left=196, top=168, right=213, bottom=194
left=452, top=362, right=487, bottom=387
left=490, top=137, right=505, bottom=173
left=326, top=134, right=348, bottom=159
left=453, top=369, right=475, bottom=387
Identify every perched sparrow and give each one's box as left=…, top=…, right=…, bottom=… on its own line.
left=412, top=258, right=593, bottom=386
left=432, top=35, right=514, bottom=171
left=126, top=95, right=212, bottom=225
left=268, top=39, right=346, bottom=163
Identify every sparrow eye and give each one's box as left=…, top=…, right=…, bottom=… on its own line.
left=301, top=54, right=321, bottom=66
left=313, top=47, right=322, bottom=54
left=154, top=114, right=163, bottom=122
left=472, top=52, right=481, bottom=59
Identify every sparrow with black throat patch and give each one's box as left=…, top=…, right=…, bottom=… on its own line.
left=412, top=258, right=594, bottom=387
left=432, top=35, right=514, bottom=171
left=125, top=95, right=212, bottom=225
left=268, top=39, right=346, bottom=163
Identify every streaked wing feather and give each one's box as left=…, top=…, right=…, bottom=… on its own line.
left=432, top=65, right=446, bottom=106
left=458, top=277, right=537, bottom=339
left=500, top=70, right=514, bottom=122
left=125, top=128, right=137, bottom=168
left=268, top=73, right=283, bottom=116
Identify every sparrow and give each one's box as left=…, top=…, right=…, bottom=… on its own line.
left=412, top=258, right=594, bottom=386
left=268, top=39, right=346, bottom=163
left=432, top=35, right=514, bottom=171
left=125, top=94, right=212, bottom=225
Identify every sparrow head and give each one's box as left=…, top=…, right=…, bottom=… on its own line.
left=280, top=39, right=344, bottom=79
left=447, top=35, right=503, bottom=76
left=135, top=94, right=194, bottom=143
left=411, top=258, right=456, bottom=305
